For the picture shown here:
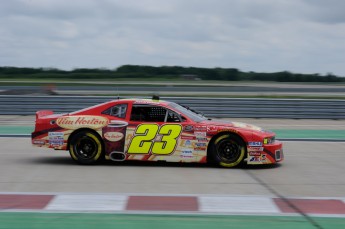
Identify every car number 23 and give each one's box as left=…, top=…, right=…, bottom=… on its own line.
left=127, top=124, right=182, bottom=155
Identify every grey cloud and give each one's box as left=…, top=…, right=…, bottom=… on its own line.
left=0, top=0, right=344, bottom=76
left=302, top=0, right=345, bottom=24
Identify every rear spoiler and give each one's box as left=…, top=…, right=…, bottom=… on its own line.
left=36, top=110, right=54, bottom=120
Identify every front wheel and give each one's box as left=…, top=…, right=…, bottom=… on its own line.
left=69, top=131, right=104, bottom=165
left=209, top=134, right=245, bottom=168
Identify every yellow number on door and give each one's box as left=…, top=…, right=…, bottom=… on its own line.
left=127, top=124, right=182, bottom=155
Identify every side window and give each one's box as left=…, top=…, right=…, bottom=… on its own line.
left=102, top=104, right=127, bottom=119
left=130, top=105, right=166, bottom=122
left=166, top=110, right=181, bottom=122
left=130, top=105, right=181, bottom=122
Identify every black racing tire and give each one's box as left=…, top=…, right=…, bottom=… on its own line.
left=69, top=130, right=104, bottom=165
left=210, top=134, right=246, bottom=168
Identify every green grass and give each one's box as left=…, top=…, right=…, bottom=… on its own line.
left=1, top=213, right=345, bottom=229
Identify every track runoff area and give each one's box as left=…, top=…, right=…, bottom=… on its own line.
left=0, top=118, right=345, bottom=228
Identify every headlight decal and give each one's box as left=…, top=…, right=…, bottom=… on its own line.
left=264, top=136, right=275, bottom=145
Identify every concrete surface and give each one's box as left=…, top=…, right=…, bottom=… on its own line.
left=0, top=138, right=344, bottom=197
left=1, top=116, right=344, bottom=197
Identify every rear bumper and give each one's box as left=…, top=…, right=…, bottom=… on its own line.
left=32, top=131, right=67, bottom=150
left=247, top=141, right=283, bottom=165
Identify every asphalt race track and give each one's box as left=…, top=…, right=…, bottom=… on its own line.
left=0, top=137, right=344, bottom=197
left=1, top=117, right=345, bottom=229
left=1, top=116, right=345, bottom=197
left=1, top=123, right=345, bottom=228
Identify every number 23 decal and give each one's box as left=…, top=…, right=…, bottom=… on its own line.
left=127, top=124, right=182, bottom=155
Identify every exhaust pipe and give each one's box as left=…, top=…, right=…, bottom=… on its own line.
left=109, top=151, right=126, bottom=161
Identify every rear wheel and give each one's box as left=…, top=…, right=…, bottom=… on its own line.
left=69, top=131, right=104, bottom=165
left=210, top=134, right=245, bottom=167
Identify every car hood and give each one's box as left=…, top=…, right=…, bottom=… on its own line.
left=199, top=119, right=263, bottom=132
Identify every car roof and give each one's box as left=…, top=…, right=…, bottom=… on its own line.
left=113, top=98, right=171, bottom=106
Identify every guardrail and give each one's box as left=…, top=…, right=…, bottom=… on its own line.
left=0, top=95, right=344, bottom=119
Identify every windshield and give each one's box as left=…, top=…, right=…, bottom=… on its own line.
left=169, top=102, right=207, bottom=122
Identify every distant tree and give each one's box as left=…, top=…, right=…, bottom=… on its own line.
left=1, top=65, right=345, bottom=82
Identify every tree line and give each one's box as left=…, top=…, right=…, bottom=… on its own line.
left=0, top=65, right=344, bottom=82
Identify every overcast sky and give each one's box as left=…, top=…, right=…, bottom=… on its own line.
left=1, top=0, right=345, bottom=76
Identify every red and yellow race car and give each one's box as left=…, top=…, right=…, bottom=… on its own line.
left=31, top=97, right=283, bottom=167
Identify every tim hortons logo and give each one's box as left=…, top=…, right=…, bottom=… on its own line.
left=56, top=116, right=109, bottom=130
left=104, top=132, right=124, bottom=142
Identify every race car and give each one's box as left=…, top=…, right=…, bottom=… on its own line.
left=31, top=97, right=283, bottom=167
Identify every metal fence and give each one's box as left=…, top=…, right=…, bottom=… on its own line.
left=0, top=95, right=344, bottom=119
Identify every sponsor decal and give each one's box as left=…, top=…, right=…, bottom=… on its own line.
left=49, top=139, right=64, bottom=146
left=33, top=140, right=45, bottom=145
left=185, top=140, right=192, bottom=146
left=248, top=147, right=264, bottom=151
left=207, top=126, right=217, bottom=132
left=248, top=141, right=262, bottom=147
left=195, top=125, right=207, bottom=131
left=56, top=115, right=109, bottom=130
left=217, top=128, right=238, bottom=133
left=194, top=131, right=206, bottom=137
left=196, top=137, right=208, bottom=142
left=249, top=156, right=261, bottom=162
left=184, top=125, right=194, bottom=132
left=48, top=132, right=64, bottom=137
left=181, top=149, right=193, bottom=158
left=48, top=132, right=64, bottom=147
left=104, top=132, right=124, bottom=142
left=261, top=154, right=267, bottom=161
left=194, top=147, right=206, bottom=151
left=195, top=142, right=206, bottom=147
left=134, top=99, right=160, bottom=104
left=181, top=135, right=195, bottom=140
left=249, top=152, right=261, bottom=156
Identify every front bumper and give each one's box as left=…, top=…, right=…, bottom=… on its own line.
left=247, top=140, right=283, bottom=165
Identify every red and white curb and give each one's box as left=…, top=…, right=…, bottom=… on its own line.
left=1, top=193, right=345, bottom=217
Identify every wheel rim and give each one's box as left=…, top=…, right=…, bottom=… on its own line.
left=216, top=139, right=241, bottom=163
left=74, top=136, right=98, bottom=160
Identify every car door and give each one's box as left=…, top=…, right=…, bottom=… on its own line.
left=125, top=103, right=183, bottom=162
